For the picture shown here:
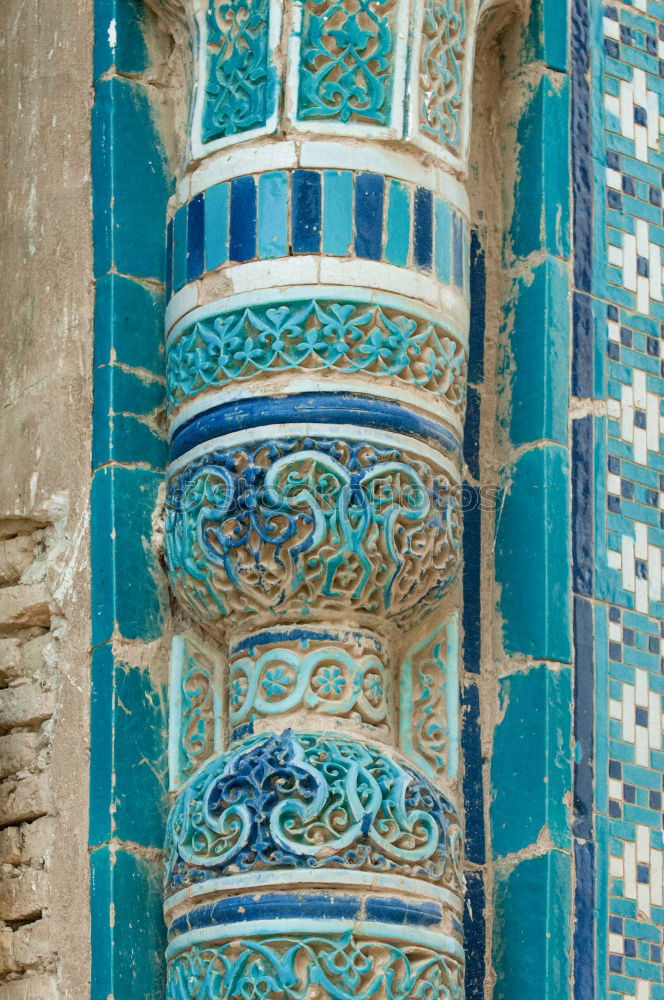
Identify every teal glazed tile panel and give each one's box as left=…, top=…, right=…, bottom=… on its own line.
left=495, top=445, right=572, bottom=662
left=493, top=851, right=572, bottom=1000
left=90, top=3, right=173, bottom=999
left=509, top=73, right=571, bottom=262
left=507, top=257, right=570, bottom=447
left=491, top=666, right=573, bottom=858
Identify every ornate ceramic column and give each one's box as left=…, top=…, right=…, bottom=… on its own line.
left=159, top=1, right=486, bottom=996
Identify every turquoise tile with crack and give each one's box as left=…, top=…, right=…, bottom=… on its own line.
left=495, top=446, right=571, bottom=662
left=493, top=851, right=572, bottom=1000
left=506, top=257, right=569, bottom=447
left=491, top=665, right=572, bottom=857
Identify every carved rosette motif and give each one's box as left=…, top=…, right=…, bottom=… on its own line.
left=155, top=0, right=486, bottom=996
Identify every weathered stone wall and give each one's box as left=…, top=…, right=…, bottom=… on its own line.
left=0, top=1, right=93, bottom=997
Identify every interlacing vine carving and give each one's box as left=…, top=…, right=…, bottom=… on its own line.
left=165, top=731, right=464, bottom=891
left=419, top=0, right=466, bottom=150
left=229, top=644, right=389, bottom=726
left=203, top=0, right=271, bottom=141
left=298, top=0, right=399, bottom=124
left=168, top=935, right=465, bottom=1000
left=167, top=301, right=466, bottom=415
left=165, top=439, right=462, bottom=629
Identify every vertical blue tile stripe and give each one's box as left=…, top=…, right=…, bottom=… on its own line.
left=186, top=193, right=205, bottom=283
left=573, top=594, right=594, bottom=840
left=464, top=870, right=486, bottom=1000
left=463, top=485, right=481, bottom=674
left=572, top=292, right=594, bottom=398
left=413, top=187, right=433, bottom=270
left=205, top=182, right=229, bottom=271
left=384, top=180, right=410, bottom=267
left=573, top=840, right=595, bottom=1000
left=572, top=416, right=593, bottom=597
left=292, top=170, right=321, bottom=253
left=452, top=212, right=464, bottom=288
left=355, top=173, right=384, bottom=261
left=258, top=171, right=288, bottom=259
left=435, top=198, right=451, bottom=284
left=571, top=0, right=592, bottom=292
left=229, top=175, right=257, bottom=263
left=462, top=681, right=486, bottom=864
left=468, top=229, right=485, bottom=383
left=165, top=218, right=173, bottom=300
left=323, top=171, right=353, bottom=255
left=173, top=204, right=187, bottom=292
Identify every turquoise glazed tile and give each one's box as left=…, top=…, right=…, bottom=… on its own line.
left=90, top=847, right=113, bottom=1000
left=258, top=171, right=288, bottom=259
left=496, top=446, right=572, bottom=662
left=522, top=0, right=569, bottom=73
left=435, top=198, right=451, bottom=284
left=90, top=847, right=166, bottom=1000
left=204, top=182, right=230, bottom=270
left=93, top=0, right=149, bottom=81
left=491, top=665, right=572, bottom=857
left=89, top=645, right=114, bottom=848
left=509, top=74, right=570, bottom=261
left=323, top=171, right=353, bottom=255
left=113, top=663, right=168, bottom=847
left=507, top=257, right=569, bottom=447
left=92, top=78, right=171, bottom=281
left=384, top=180, right=411, bottom=267
left=93, top=274, right=164, bottom=373
left=493, top=851, right=572, bottom=1000
left=91, top=467, right=166, bottom=645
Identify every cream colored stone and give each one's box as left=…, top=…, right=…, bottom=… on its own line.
left=12, top=920, right=53, bottom=969
left=0, top=587, right=51, bottom=635
left=0, top=538, right=37, bottom=587
left=0, top=870, right=49, bottom=922
left=0, top=975, right=58, bottom=1000
left=0, top=687, right=54, bottom=733
left=0, top=774, right=53, bottom=827
left=20, top=818, right=55, bottom=867
left=0, top=827, right=21, bottom=866
left=0, top=734, right=41, bottom=780
left=0, top=927, right=19, bottom=974
left=0, top=642, right=22, bottom=685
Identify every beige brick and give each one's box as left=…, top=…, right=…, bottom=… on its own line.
left=0, top=927, right=19, bottom=974
left=0, top=975, right=58, bottom=1000
left=0, top=774, right=52, bottom=827
left=12, top=920, right=52, bottom=969
left=0, top=640, right=22, bottom=685
left=0, top=734, right=41, bottom=781
left=0, top=869, right=49, bottom=921
left=0, top=537, right=36, bottom=588
left=20, top=818, right=54, bottom=866
left=0, top=685, right=55, bottom=733
left=20, top=636, right=54, bottom=679
left=0, top=586, right=50, bottom=635
left=0, top=827, right=20, bottom=865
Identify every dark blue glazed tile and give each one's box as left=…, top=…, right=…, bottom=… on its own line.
left=292, top=170, right=321, bottom=254
left=229, top=175, right=257, bottom=262
left=573, top=595, right=594, bottom=839
left=464, top=385, right=481, bottom=481
left=464, top=871, right=486, bottom=1000
left=462, top=681, right=485, bottom=864
left=413, top=187, right=433, bottom=270
left=462, top=485, right=481, bottom=674
left=469, top=230, right=486, bottom=384
left=165, top=218, right=173, bottom=300
left=355, top=173, right=384, bottom=261
left=186, top=193, right=205, bottom=282
left=572, top=417, right=594, bottom=597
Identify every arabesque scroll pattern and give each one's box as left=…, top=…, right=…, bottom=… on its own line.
left=160, top=0, right=481, bottom=996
